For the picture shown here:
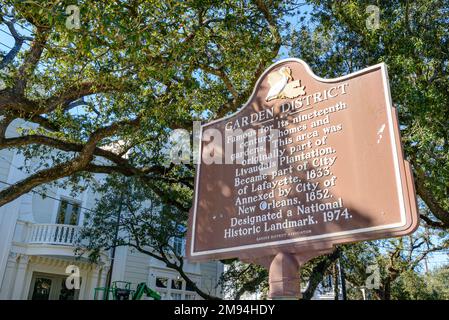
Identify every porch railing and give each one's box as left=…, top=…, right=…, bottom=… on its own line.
left=27, top=223, right=80, bottom=246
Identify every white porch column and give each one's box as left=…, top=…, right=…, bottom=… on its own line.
left=77, top=269, right=88, bottom=300
left=11, top=255, right=30, bottom=299
left=88, top=266, right=100, bottom=300
left=111, top=246, right=127, bottom=283
left=0, top=200, right=20, bottom=290
left=100, top=266, right=109, bottom=287
left=99, top=266, right=109, bottom=300
left=0, top=252, right=19, bottom=299
left=0, top=150, right=29, bottom=289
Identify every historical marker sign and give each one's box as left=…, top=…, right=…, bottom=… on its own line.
left=186, top=58, right=419, bottom=264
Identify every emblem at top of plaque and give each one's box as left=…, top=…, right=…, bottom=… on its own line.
left=265, top=66, right=306, bottom=102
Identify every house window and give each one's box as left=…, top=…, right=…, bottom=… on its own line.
left=156, top=277, right=168, bottom=288
left=56, top=199, right=81, bottom=225
left=171, top=279, right=183, bottom=290
left=326, top=274, right=332, bottom=288
left=185, top=281, right=196, bottom=292
left=170, top=293, right=182, bottom=300
left=184, top=294, right=196, bottom=300
left=31, top=277, right=52, bottom=300
left=172, top=237, right=184, bottom=256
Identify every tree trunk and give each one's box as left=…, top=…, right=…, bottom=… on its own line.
left=302, top=250, right=340, bottom=300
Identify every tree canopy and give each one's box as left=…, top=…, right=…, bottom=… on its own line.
left=0, top=0, right=292, bottom=209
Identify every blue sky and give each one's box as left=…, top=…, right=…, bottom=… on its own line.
left=0, top=22, right=32, bottom=51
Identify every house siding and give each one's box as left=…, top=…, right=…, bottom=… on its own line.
left=0, top=149, right=13, bottom=185
left=123, top=249, right=150, bottom=286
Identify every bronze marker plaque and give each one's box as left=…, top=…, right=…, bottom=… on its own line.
left=187, top=58, right=419, bottom=262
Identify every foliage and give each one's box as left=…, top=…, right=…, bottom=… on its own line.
left=0, top=0, right=292, bottom=209
left=219, top=261, right=269, bottom=299
left=425, top=265, right=449, bottom=299
left=340, top=228, right=448, bottom=300
left=77, top=174, right=219, bottom=299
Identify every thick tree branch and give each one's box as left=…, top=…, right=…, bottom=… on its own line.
left=0, top=90, right=40, bottom=113
left=409, top=242, right=449, bottom=270
left=197, top=64, right=239, bottom=100
left=0, top=114, right=13, bottom=139
left=0, top=157, right=89, bottom=207
left=420, top=214, right=446, bottom=229
left=14, top=26, right=48, bottom=94
left=127, top=241, right=220, bottom=300
left=414, top=169, right=449, bottom=228
left=0, top=116, right=142, bottom=206
left=0, top=134, right=127, bottom=166
left=0, top=17, right=33, bottom=69
left=44, top=82, right=129, bottom=113
left=214, top=1, right=282, bottom=118
left=302, top=249, right=340, bottom=300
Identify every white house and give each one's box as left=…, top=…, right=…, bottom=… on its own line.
left=0, top=120, right=223, bottom=300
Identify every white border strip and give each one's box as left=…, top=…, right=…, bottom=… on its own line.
left=190, top=58, right=407, bottom=257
